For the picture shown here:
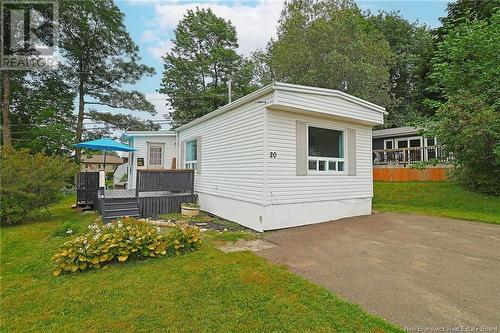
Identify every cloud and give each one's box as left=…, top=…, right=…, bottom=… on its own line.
left=144, top=0, right=284, bottom=59
left=148, top=39, right=174, bottom=58
left=141, top=29, right=158, bottom=42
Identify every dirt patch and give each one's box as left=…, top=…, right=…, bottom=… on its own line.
left=218, top=239, right=275, bottom=253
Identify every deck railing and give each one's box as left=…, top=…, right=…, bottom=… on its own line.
left=135, top=169, right=195, bottom=197
left=372, top=145, right=452, bottom=166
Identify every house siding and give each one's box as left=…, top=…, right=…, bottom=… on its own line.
left=275, top=90, right=384, bottom=124
left=177, top=95, right=270, bottom=206
left=127, top=135, right=176, bottom=188
left=265, top=108, right=374, bottom=205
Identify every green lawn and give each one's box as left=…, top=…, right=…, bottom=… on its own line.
left=373, top=182, right=500, bottom=224
left=1, top=196, right=401, bottom=332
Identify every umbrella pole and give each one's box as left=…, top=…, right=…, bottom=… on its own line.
left=104, top=150, right=107, bottom=173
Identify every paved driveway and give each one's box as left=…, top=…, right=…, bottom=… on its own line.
left=259, top=213, right=500, bottom=330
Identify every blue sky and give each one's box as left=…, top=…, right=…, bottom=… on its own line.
left=113, top=0, right=449, bottom=124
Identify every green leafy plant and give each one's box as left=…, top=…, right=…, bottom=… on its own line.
left=51, top=218, right=201, bottom=276
left=409, top=159, right=441, bottom=170
left=0, top=149, right=79, bottom=225
left=181, top=202, right=200, bottom=208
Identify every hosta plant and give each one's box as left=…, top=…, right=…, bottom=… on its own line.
left=52, top=218, right=201, bottom=276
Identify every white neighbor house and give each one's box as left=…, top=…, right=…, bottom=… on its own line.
left=122, top=83, right=386, bottom=231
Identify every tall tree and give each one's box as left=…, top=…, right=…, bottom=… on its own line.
left=8, top=71, right=76, bottom=155
left=367, top=11, right=434, bottom=127
left=426, top=11, right=500, bottom=195
left=59, top=0, right=155, bottom=161
left=160, top=8, right=256, bottom=127
left=437, top=0, right=499, bottom=39
left=266, top=0, right=393, bottom=106
left=1, top=72, right=12, bottom=149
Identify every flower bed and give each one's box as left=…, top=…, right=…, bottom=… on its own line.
left=51, top=218, right=201, bottom=276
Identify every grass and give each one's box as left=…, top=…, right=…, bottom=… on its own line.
left=1, top=196, right=402, bottom=332
left=373, top=181, right=500, bottom=224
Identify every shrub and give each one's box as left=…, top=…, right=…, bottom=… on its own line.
left=0, top=149, right=79, bottom=225
left=51, top=218, right=201, bottom=276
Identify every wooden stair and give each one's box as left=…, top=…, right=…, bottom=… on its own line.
left=103, top=198, right=141, bottom=223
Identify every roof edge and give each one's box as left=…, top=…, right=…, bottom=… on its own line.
left=176, top=82, right=387, bottom=132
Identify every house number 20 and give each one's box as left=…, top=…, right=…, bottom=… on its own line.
left=269, top=152, right=277, bottom=158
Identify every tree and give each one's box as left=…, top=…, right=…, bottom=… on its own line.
left=160, top=8, right=256, bottom=127
left=2, top=72, right=12, bottom=149
left=367, top=11, right=434, bottom=127
left=59, top=0, right=155, bottom=161
left=7, top=71, right=77, bottom=155
left=427, top=12, right=500, bottom=194
left=266, top=0, right=393, bottom=106
left=437, top=0, right=499, bottom=39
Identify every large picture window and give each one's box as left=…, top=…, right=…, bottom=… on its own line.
left=308, top=126, right=346, bottom=173
left=185, top=139, right=197, bottom=170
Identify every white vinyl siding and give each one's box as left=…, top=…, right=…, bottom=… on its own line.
left=177, top=96, right=269, bottom=205
left=127, top=135, right=176, bottom=188
left=265, top=108, right=373, bottom=205
left=275, top=90, right=384, bottom=124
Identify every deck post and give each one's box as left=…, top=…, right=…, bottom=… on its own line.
left=135, top=170, right=140, bottom=198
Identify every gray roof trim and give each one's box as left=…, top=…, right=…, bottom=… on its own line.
left=120, top=130, right=176, bottom=141
left=372, top=126, right=420, bottom=138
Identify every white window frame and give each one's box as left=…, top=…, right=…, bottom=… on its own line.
left=184, top=139, right=197, bottom=170
left=306, top=124, right=347, bottom=175
left=147, top=143, right=164, bottom=168
left=384, top=139, right=394, bottom=149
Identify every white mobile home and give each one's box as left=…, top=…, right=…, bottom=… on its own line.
left=123, top=83, right=386, bottom=231
left=120, top=130, right=177, bottom=189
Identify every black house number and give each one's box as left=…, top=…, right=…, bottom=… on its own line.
left=269, top=152, right=277, bottom=158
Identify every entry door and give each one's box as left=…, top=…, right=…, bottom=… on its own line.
left=147, top=144, right=164, bottom=169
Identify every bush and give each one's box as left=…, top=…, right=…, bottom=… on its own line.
left=51, top=218, right=202, bottom=276
left=0, top=149, right=79, bottom=225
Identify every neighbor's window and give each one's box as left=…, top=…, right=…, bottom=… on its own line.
left=185, top=139, right=197, bottom=170
left=308, top=126, right=346, bottom=173
left=148, top=145, right=163, bottom=167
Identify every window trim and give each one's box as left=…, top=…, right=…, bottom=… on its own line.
left=147, top=143, right=164, bottom=168
left=306, top=123, right=348, bottom=175
left=184, top=139, right=198, bottom=171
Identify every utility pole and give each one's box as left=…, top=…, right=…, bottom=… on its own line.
left=228, top=78, right=232, bottom=103
left=2, top=71, right=12, bottom=149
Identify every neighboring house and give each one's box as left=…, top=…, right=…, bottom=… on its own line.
left=120, top=130, right=177, bottom=188
left=372, top=126, right=448, bottom=166
left=81, top=155, right=125, bottom=173
left=122, top=82, right=386, bottom=231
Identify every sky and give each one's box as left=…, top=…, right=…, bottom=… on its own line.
left=112, top=0, right=449, bottom=127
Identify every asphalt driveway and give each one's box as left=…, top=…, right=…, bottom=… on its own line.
left=259, top=213, right=500, bottom=330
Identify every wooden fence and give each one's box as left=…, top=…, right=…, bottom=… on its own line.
left=373, top=166, right=450, bottom=182
left=76, top=172, right=99, bottom=205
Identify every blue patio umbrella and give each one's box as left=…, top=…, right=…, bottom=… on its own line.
left=74, top=137, right=135, bottom=171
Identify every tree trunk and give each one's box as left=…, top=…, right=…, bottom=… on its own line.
left=2, top=71, right=12, bottom=149
left=75, top=64, right=85, bottom=162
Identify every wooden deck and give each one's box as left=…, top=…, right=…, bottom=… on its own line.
left=105, top=189, right=191, bottom=199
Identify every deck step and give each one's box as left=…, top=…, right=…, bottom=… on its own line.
left=105, top=202, right=139, bottom=209
left=102, top=196, right=141, bottom=222
left=105, top=198, right=138, bottom=204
